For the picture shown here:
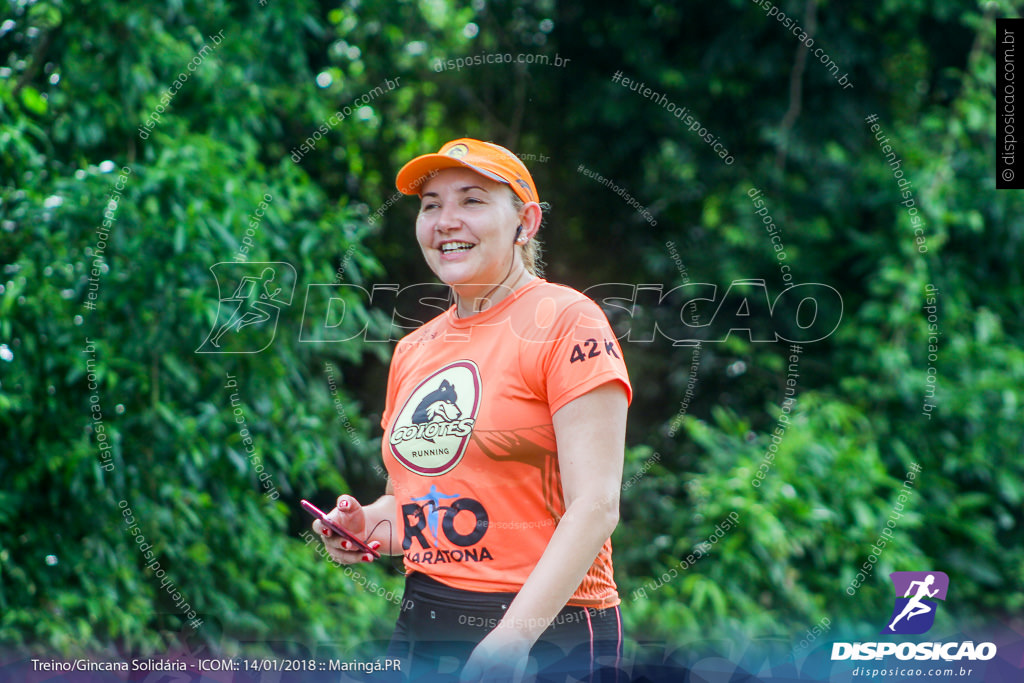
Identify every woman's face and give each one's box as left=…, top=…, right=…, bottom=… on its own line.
left=415, top=167, right=521, bottom=292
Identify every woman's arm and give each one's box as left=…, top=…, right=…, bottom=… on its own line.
left=461, top=381, right=628, bottom=680
left=316, top=479, right=402, bottom=563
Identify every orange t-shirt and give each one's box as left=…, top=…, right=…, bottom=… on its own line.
left=380, top=278, right=632, bottom=608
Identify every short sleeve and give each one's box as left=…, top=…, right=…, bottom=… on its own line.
left=539, top=298, right=632, bottom=416
left=381, top=340, right=407, bottom=430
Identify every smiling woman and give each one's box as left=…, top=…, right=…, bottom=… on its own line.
left=413, top=166, right=538, bottom=317
left=310, top=138, right=633, bottom=682
left=399, top=138, right=545, bottom=318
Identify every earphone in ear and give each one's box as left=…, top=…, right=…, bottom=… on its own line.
left=514, top=225, right=524, bottom=244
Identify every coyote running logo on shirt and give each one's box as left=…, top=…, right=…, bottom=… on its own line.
left=389, top=360, right=481, bottom=476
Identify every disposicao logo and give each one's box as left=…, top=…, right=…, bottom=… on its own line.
left=883, top=571, right=948, bottom=635
left=832, top=570, right=997, bottom=662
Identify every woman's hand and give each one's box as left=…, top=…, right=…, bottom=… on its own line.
left=313, top=495, right=381, bottom=565
left=459, top=628, right=533, bottom=683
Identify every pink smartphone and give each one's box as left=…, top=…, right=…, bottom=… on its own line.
left=301, top=499, right=381, bottom=559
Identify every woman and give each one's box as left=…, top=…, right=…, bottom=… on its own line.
left=313, top=138, right=631, bottom=682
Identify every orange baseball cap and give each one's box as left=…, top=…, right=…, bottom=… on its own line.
left=395, top=138, right=539, bottom=204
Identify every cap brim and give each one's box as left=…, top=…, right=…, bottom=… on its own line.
left=396, top=154, right=510, bottom=195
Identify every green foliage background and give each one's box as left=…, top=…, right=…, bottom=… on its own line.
left=2, top=0, right=1022, bottom=667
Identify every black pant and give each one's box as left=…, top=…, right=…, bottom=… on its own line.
left=386, top=572, right=622, bottom=682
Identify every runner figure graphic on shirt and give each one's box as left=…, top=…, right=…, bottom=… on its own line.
left=410, top=485, right=461, bottom=547
left=888, top=573, right=939, bottom=631
left=210, top=267, right=284, bottom=348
